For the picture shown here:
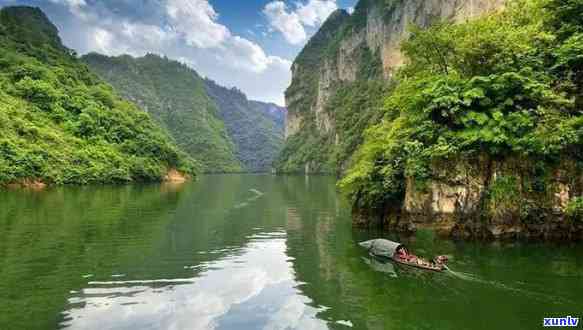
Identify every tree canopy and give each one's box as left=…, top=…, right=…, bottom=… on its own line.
left=340, top=0, right=583, bottom=209
left=0, top=6, right=196, bottom=185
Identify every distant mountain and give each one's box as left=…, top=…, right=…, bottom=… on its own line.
left=204, top=79, right=286, bottom=172
left=83, top=53, right=286, bottom=173
left=82, top=53, right=242, bottom=173
left=249, top=100, right=286, bottom=131
left=0, top=6, right=196, bottom=186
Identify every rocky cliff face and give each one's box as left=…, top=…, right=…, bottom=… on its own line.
left=353, top=156, right=583, bottom=240
left=278, top=0, right=504, bottom=173
left=280, top=0, right=583, bottom=240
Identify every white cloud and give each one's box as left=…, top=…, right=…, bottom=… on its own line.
left=297, top=0, right=337, bottom=27
left=92, top=27, right=113, bottom=53
left=263, top=0, right=337, bottom=45
left=347, top=6, right=355, bottom=14
left=48, top=0, right=87, bottom=18
left=263, top=1, right=306, bottom=45
left=48, top=0, right=86, bottom=8
left=39, top=0, right=292, bottom=105
left=166, top=0, right=230, bottom=49
left=120, top=22, right=173, bottom=48
left=221, top=36, right=292, bottom=74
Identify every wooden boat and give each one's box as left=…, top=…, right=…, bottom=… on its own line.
left=359, top=239, right=448, bottom=272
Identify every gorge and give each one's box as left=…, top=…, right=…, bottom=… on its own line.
left=83, top=53, right=286, bottom=173
left=0, top=5, right=286, bottom=188
left=278, top=0, right=583, bottom=239
left=1, top=1, right=582, bottom=329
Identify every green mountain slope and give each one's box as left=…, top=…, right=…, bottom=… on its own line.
left=81, top=53, right=242, bottom=173
left=338, top=0, right=583, bottom=231
left=278, top=0, right=582, bottom=235
left=0, top=6, right=196, bottom=186
left=204, top=79, right=285, bottom=172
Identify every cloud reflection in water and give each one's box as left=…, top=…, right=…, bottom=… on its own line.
left=61, top=232, right=330, bottom=330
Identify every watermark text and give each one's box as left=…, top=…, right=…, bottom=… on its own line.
left=543, top=316, right=580, bottom=327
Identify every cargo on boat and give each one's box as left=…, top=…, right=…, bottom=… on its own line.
left=359, top=239, right=448, bottom=272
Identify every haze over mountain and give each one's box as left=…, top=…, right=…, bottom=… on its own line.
left=0, top=0, right=359, bottom=106
left=83, top=53, right=286, bottom=173
left=204, top=79, right=286, bottom=172
left=82, top=53, right=242, bottom=173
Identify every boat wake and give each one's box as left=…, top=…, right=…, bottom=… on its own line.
left=442, top=265, right=481, bottom=281
left=442, top=265, right=573, bottom=305
left=232, top=189, right=264, bottom=209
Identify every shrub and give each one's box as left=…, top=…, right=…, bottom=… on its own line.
left=0, top=8, right=198, bottom=185
left=340, top=0, right=583, bottom=215
left=566, top=197, right=583, bottom=222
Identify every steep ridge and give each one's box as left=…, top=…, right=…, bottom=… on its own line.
left=279, top=0, right=583, bottom=239
left=277, top=0, right=503, bottom=174
left=83, top=54, right=286, bottom=173
left=204, top=79, right=286, bottom=172
left=0, top=6, right=196, bottom=186
left=82, top=53, right=242, bottom=173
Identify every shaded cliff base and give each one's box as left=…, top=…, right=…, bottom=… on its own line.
left=354, top=208, right=583, bottom=241
left=353, top=156, right=583, bottom=241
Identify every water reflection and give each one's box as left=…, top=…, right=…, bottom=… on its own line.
left=362, top=256, right=397, bottom=278
left=61, top=232, right=329, bottom=330
left=0, top=184, right=188, bottom=330
left=1, top=175, right=582, bottom=330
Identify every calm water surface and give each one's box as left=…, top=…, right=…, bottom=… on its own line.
left=0, top=175, right=582, bottom=330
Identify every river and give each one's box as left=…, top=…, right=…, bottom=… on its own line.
left=0, top=174, right=581, bottom=330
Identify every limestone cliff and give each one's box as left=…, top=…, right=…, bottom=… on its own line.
left=353, top=156, right=583, bottom=240
left=277, top=0, right=504, bottom=173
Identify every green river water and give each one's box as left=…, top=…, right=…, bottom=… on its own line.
left=0, top=175, right=582, bottom=330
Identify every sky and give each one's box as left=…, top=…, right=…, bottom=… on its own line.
left=0, top=0, right=358, bottom=105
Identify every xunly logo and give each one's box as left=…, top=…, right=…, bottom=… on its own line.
left=543, top=316, right=580, bottom=327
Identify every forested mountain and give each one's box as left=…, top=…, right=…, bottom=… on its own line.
left=280, top=0, right=583, bottom=238
left=250, top=100, right=286, bottom=129
left=82, top=53, right=242, bottom=173
left=276, top=0, right=505, bottom=174
left=0, top=6, right=196, bottom=186
left=204, top=79, right=285, bottom=172
left=83, top=54, right=286, bottom=173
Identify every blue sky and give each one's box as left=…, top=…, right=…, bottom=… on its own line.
left=211, top=0, right=356, bottom=58
left=0, top=0, right=358, bottom=105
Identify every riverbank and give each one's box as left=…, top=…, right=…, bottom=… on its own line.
left=1, top=168, right=192, bottom=190
left=1, top=174, right=582, bottom=330
left=5, top=178, right=47, bottom=190
left=352, top=155, right=583, bottom=241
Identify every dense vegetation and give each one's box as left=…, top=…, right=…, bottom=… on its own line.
left=276, top=80, right=387, bottom=173
left=340, top=0, right=583, bottom=213
left=82, top=53, right=242, bottom=173
left=204, top=79, right=285, bottom=172
left=0, top=6, right=196, bottom=186
left=276, top=7, right=386, bottom=173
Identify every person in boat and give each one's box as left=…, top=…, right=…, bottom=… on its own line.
left=434, top=255, right=449, bottom=265
left=397, top=246, right=435, bottom=266
left=396, top=246, right=410, bottom=261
